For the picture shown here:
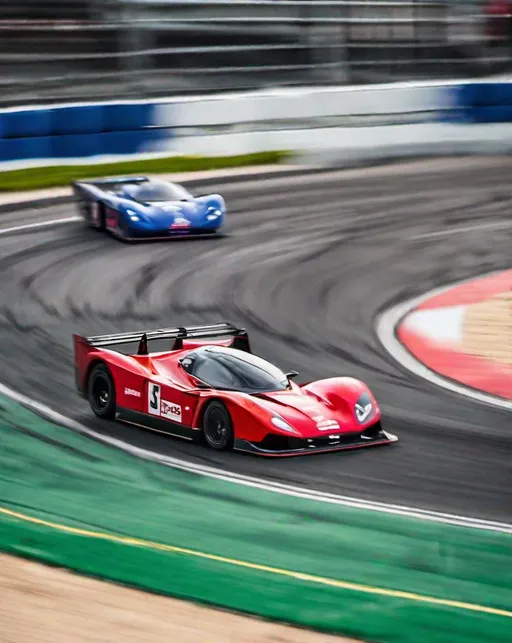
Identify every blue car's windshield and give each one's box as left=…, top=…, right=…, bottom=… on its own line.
left=125, top=181, right=192, bottom=203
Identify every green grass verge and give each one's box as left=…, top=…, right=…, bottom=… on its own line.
left=0, top=151, right=291, bottom=192
left=1, top=393, right=511, bottom=643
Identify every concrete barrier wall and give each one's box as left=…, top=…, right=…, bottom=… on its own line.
left=1, top=81, right=511, bottom=168
left=152, top=84, right=445, bottom=127
left=0, top=103, right=168, bottom=164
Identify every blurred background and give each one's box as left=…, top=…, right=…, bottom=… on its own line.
left=1, top=0, right=511, bottom=108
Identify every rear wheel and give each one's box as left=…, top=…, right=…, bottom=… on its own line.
left=202, top=401, right=234, bottom=450
left=77, top=199, right=90, bottom=224
left=83, top=201, right=105, bottom=230
left=88, top=364, right=116, bottom=419
left=94, top=202, right=106, bottom=230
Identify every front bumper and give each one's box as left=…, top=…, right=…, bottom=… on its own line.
left=125, top=227, right=222, bottom=241
left=234, top=422, right=397, bottom=457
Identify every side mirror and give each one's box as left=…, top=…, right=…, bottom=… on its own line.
left=286, top=370, right=299, bottom=380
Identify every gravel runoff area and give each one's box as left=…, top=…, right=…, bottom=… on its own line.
left=0, top=554, right=362, bottom=643
left=463, top=292, right=512, bottom=365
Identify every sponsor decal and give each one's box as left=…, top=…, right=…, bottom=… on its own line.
left=124, top=387, right=141, bottom=398
left=312, top=413, right=340, bottom=431
left=170, top=217, right=191, bottom=229
left=148, top=382, right=161, bottom=416
left=161, top=400, right=182, bottom=423
left=316, top=419, right=340, bottom=431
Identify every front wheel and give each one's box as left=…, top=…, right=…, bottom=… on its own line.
left=202, top=400, right=234, bottom=450
left=88, top=363, right=116, bottom=419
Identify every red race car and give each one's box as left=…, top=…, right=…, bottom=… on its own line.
left=73, top=322, right=397, bottom=456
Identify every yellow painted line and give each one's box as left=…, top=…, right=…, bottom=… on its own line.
left=1, top=505, right=511, bottom=619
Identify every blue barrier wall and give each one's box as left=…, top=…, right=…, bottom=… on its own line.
left=0, top=103, right=172, bottom=163
left=1, top=83, right=510, bottom=166
left=447, top=82, right=512, bottom=124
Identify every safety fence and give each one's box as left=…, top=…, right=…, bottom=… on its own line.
left=1, top=1, right=510, bottom=107
left=1, top=81, right=512, bottom=166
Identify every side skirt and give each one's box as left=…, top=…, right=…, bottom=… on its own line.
left=116, top=407, right=200, bottom=442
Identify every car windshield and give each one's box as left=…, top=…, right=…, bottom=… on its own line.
left=187, top=347, right=289, bottom=393
left=127, top=181, right=192, bottom=203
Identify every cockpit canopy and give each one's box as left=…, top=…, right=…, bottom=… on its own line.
left=121, top=180, right=192, bottom=204
left=180, top=346, right=290, bottom=393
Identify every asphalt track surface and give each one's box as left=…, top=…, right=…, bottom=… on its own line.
left=1, top=157, right=511, bottom=522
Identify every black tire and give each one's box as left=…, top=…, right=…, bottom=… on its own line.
left=79, top=200, right=105, bottom=230
left=77, top=199, right=91, bottom=225
left=202, top=400, right=234, bottom=451
left=95, top=202, right=106, bottom=231
left=87, top=363, right=116, bottom=419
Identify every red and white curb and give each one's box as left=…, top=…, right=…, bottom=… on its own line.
left=376, top=271, right=512, bottom=411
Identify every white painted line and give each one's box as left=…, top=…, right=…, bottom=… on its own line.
left=0, top=216, right=81, bottom=236
left=376, top=271, right=512, bottom=412
left=411, top=221, right=512, bottom=240
left=0, top=379, right=510, bottom=533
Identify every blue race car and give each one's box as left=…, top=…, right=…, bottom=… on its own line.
left=72, top=176, right=226, bottom=240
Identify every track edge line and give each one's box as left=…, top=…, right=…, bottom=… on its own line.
left=0, top=380, right=510, bottom=533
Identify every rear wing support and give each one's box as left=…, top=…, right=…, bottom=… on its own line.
left=76, top=322, right=251, bottom=355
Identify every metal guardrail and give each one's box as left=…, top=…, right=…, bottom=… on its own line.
left=0, top=1, right=510, bottom=107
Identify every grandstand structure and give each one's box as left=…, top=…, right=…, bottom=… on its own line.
left=0, top=0, right=510, bottom=106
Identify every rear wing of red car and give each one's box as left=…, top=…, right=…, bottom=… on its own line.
left=72, top=322, right=251, bottom=395
left=74, top=322, right=250, bottom=355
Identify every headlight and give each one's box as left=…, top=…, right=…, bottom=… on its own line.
left=271, top=416, right=299, bottom=434
left=206, top=209, right=222, bottom=221
left=126, top=209, right=140, bottom=221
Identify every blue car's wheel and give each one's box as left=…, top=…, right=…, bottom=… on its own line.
left=85, top=201, right=106, bottom=230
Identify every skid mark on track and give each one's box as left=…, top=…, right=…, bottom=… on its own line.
left=1, top=160, right=512, bottom=523
left=411, top=220, right=512, bottom=240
